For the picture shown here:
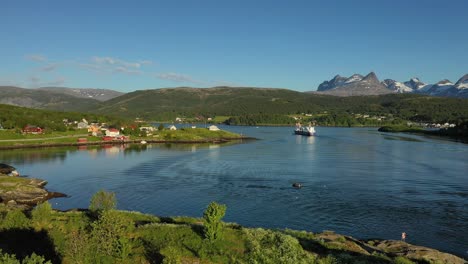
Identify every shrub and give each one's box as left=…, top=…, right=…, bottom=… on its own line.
left=0, top=250, right=51, bottom=264
left=394, top=256, right=415, bottom=264
left=31, top=202, right=53, bottom=228
left=90, top=210, right=134, bottom=261
left=158, top=124, right=165, bottom=131
left=22, top=253, right=52, bottom=264
left=89, top=190, right=116, bottom=213
left=203, top=202, right=227, bottom=242
left=1, top=210, right=30, bottom=229
left=65, top=229, right=93, bottom=264
left=244, top=228, right=316, bottom=264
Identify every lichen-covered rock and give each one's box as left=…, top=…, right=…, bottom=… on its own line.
left=372, top=240, right=466, bottom=264
left=0, top=174, right=65, bottom=208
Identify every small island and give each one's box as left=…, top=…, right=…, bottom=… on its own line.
left=378, top=122, right=468, bottom=142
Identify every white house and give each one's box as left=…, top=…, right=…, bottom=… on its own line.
left=105, top=128, right=120, bottom=137
left=208, top=125, right=220, bottom=131
left=169, top=125, right=177, bottom=130
left=77, top=122, right=89, bottom=129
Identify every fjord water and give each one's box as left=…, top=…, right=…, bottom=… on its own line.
left=2, top=126, right=467, bottom=257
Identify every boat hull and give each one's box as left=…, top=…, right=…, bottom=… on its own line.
left=294, top=130, right=315, bottom=136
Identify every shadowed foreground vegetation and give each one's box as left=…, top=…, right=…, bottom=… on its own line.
left=0, top=190, right=464, bottom=264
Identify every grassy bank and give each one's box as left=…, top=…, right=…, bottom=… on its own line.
left=0, top=189, right=464, bottom=264
left=0, top=128, right=246, bottom=149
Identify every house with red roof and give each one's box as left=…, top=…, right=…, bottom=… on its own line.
left=22, top=125, right=43, bottom=134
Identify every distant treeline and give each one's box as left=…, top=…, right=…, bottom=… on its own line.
left=93, top=88, right=468, bottom=125
left=224, top=114, right=296, bottom=126
left=0, top=104, right=125, bottom=131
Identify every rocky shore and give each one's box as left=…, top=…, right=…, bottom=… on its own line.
left=313, top=231, right=466, bottom=263
left=0, top=171, right=65, bottom=209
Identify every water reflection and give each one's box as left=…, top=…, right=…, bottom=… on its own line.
left=0, top=142, right=239, bottom=164
left=295, top=135, right=316, bottom=144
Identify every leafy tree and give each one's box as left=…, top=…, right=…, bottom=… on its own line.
left=158, top=124, right=165, bottom=131
left=90, top=210, right=134, bottom=262
left=203, top=202, right=227, bottom=242
left=89, top=190, right=116, bottom=214
left=32, top=201, right=53, bottom=229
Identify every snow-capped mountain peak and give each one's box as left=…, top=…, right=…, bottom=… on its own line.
left=345, top=74, right=363, bottom=83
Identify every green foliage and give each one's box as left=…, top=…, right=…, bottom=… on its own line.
left=0, top=103, right=124, bottom=131
left=0, top=250, right=51, bottom=264
left=203, top=202, right=227, bottom=242
left=1, top=210, right=30, bottom=229
left=393, top=256, right=415, bottom=264
left=89, top=190, right=117, bottom=213
left=90, top=210, right=134, bottom=262
left=31, top=202, right=53, bottom=228
left=0, top=249, right=19, bottom=264
left=158, top=123, right=165, bottom=131
left=21, top=253, right=52, bottom=264
left=225, top=114, right=295, bottom=125
left=244, top=228, right=316, bottom=264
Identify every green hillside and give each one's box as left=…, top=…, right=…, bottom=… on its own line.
left=0, top=86, right=102, bottom=112
left=94, top=87, right=468, bottom=124
left=0, top=104, right=123, bottom=131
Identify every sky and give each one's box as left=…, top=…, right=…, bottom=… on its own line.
left=1, top=0, right=467, bottom=92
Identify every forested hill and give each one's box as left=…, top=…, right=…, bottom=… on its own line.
left=0, top=104, right=123, bottom=131
left=94, top=87, right=468, bottom=123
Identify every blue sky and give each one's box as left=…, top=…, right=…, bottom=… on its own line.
left=1, top=0, right=467, bottom=92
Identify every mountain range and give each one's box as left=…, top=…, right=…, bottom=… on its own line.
left=314, top=72, right=468, bottom=98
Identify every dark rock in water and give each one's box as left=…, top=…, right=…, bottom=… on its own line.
left=292, top=182, right=302, bottom=189
left=0, top=163, right=19, bottom=176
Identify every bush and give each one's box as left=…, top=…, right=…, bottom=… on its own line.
left=31, top=202, right=53, bottom=228
left=1, top=210, right=30, bottom=229
left=394, top=256, right=415, bottom=264
left=0, top=250, right=51, bottom=264
left=90, top=210, right=134, bottom=262
left=89, top=190, right=116, bottom=213
left=22, top=253, right=52, bottom=264
left=244, top=228, right=316, bottom=264
left=203, top=202, right=227, bottom=242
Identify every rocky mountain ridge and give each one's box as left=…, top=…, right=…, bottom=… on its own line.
left=37, top=87, right=123, bottom=101
left=316, top=73, right=468, bottom=98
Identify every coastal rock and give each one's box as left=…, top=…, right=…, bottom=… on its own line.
left=313, top=232, right=466, bottom=264
left=0, top=163, right=19, bottom=176
left=372, top=240, right=466, bottom=264
left=0, top=174, right=66, bottom=208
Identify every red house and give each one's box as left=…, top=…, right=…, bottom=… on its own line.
left=22, top=125, right=43, bottom=134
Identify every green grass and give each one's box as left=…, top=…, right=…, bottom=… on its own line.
left=0, top=207, right=445, bottom=264
left=150, top=128, right=243, bottom=141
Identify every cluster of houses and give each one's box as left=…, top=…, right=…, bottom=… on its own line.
left=407, top=122, right=456, bottom=129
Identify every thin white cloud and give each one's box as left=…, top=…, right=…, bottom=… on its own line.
left=114, top=67, right=142, bottom=75
left=92, top=56, right=152, bottom=69
left=40, top=64, right=59, bottom=72
left=26, top=54, right=47, bottom=62
left=155, top=72, right=207, bottom=85
left=28, top=76, right=65, bottom=87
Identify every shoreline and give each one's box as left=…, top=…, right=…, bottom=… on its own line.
left=0, top=136, right=256, bottom=150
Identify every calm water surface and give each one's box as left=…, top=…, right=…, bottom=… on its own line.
left=1, top=126, right=467, bottom=257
